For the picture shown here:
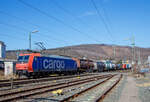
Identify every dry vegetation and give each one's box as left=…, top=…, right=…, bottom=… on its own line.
left=6, top=44, right=150, bottom=61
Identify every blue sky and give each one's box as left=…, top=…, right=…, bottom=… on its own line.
left=0, top=0, right=150, bottom=50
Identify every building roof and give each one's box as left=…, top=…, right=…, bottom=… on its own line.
left=0, top=41, right=5, bottom=46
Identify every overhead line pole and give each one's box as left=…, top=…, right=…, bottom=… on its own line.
left=131, top=36, right=135, bottom=64
left=113, top=46, right=116, bottom=60
left=131, top=35, right=135, bottom=72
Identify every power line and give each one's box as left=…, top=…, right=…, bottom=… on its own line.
left=0, top=21, right=29, bottom=32
left=51, top=0, right=99, bottom=33
left=18, top=0, right=102, bottom=43
left=34, top=33, right=68, bottom=44
left=0, top=10, right=69, bottom=44
left=99, top=2, right=118, bottom=44
left=0, top=33, right=26, bottom=40
left=0, top=20, right=68, bottom=45
left=0, top=13, right=71, bottom=49
left=0, top=12, right=70, bottom=44
left=90, top=0, right=114, bottom=42
left=0, top=10, right=37, bottom=28
left=98, top=2, right=113, bottom=34
left=91, top=0, right=117, bottom=59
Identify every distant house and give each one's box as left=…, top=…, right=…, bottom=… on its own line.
left=0, top=41, right=6, bottom=59
left=148, top=56, right=150, bottom=67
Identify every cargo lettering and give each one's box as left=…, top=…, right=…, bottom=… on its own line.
left=43, top=59, right=65, bottom=69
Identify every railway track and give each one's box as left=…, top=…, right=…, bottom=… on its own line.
left=0, top=74, right=113, bottom=102
left=95, top=74, right=122, bottom=102
left=0, top=73, right=98, bottom=88
left=60, top=74, right=122, bottom=102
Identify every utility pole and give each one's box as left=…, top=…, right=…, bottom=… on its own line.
left=137, top=49, right=141, bottom=71
left=113, top=46, right=116, bottom=60
left=138, top=50, right=141, bottom=65
left=131, top=36, right=135, bottom=64
left=131, top=35, right=135, bottom=72
left=125, top=35, right=135, bottom=72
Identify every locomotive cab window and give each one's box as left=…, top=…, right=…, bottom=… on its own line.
left=24, top=55, right=30, bottom=62
left=18, top=56, right=24, bottom=62
left=18, top=55, right=30, bottom=62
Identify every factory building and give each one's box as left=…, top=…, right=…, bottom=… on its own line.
left=0, top=41, right=6, bottom=58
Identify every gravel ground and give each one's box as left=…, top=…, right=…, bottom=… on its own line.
left=20, top=75, right=120, bottom=102
left=71, top=75, right=120, bottom=102
left=102, top=74, right=127, bottom=102
left=135, top=73, right=150, bottom=102
left=19, top=77, right=109, bottom=102
left=0, top=73, right=102, bottom=92
left=103, top=72, right=150, bottom=102
left=0, top=72, right=118, bottom=102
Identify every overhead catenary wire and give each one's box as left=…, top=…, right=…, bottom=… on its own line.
left=51, top=0, right=101, bottom=35
left=99, top=1, right=118, bottom=44
left=90, top=0, right=114, bottom=42
left=0, top=33, right=25, bottom=40
left=18, top=0, right=102, bottom=43
left=99, top=2, right=114, bottom=35
left=0, top=11, right=70, bottom=44
left=0, top=21, right=29, bottom=33
left=91, top=0, right=117, bottom=59
left=0, top=10, right=69, bottom=44
left=0, top=20, right=68, bottom=45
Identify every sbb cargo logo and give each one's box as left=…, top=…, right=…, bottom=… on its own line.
left=43, top=59, right=65, bottom=69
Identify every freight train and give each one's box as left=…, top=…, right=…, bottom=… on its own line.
left=16, top=53, right=131, bottom=77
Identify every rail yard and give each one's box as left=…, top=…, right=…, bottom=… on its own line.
left=0, top=51, right=134, bottom=102
left=0, top=46, right=145, bottom=102
left=0, top=0, right=150, bottom=102
left=0, top=49, right=149, bottom=102
left=1, top=50, right=149, bottom=102
left=0, top=73, right=122, bottom=102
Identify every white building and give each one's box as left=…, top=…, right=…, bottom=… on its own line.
left=0, top=41, right=6, bottom=58
left=147, top=56, right=150, bottom=67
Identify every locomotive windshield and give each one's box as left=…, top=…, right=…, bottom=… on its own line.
left=18, top=55, right=30, bottom=62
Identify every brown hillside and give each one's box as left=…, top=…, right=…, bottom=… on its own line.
left=6, top=44, right=150, bottom=61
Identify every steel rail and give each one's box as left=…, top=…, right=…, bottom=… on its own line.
left=0, top=73, right=98, bottom=87
left=0, top=74, right=113, bottom=102
left=60, top=75, right=116, bottom=102
left=95, top=74, right=123, bottom=102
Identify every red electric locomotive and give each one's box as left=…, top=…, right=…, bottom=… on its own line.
left=16, top=53, right=41, bottom=77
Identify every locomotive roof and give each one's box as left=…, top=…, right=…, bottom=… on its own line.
left=42, top=55, right=73, bottom=60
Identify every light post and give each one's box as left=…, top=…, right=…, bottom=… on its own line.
left=29, top=30, right=38, bottom=50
